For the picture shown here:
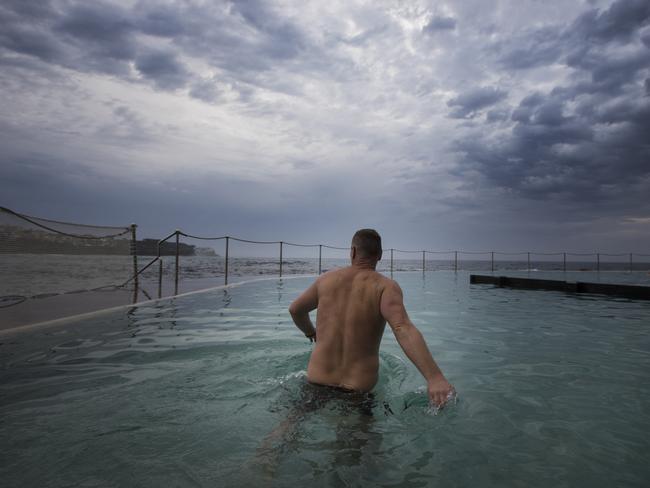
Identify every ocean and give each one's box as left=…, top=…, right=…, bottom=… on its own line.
left=2, top=254, right=649, bottom=301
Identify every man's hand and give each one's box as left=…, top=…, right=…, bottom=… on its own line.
left=427, top=375, right=455, bottom=408
left=306, top=332, right=316, bottom=343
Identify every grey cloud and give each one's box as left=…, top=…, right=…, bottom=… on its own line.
left=498, top=0, right=650, bottom=72
left=566, top=43, right=650, bottom=93
left=0, top=0, right=135, bottom=76
left=511, top=93, right=544, bottom=123
left=189, top=78, right=223, bottom=103
left=2, top=0, right=650, bottom=251
left=54, top=2, right=137, bottom=75
left=290, top=160, right=316, bottom=171
left=573, top=0, right=650, bottom=43
left=447, top=87, right=507, bottom=118
left=454, top=87, right=649, bottom=214
left=0, top=22, right=64, bottom=63
left=229, top=0, right=306, bottom=60
left=497, top=26, right=564, bottom=70
left=92, top=105, right=154, bottom=144
left=0, top=1, right=62, bottom=63
left=449, top=0, right=650, bottom=220
left=486, top=108, right=510, bottom=123
left=0, top=0, right=57, bottom=20
left=345, top=24, right=390, bottom=46
left=135, top=50, right=189, bottom=90
left=56, top=2, right=133, bottom=46
left=423, top=15, right=456, bottom=33
left=642, top=30, right=650, bottom=47
left=0, top=0, right=317, bottom=95
left=134, top=0, right=313, bottom=78
left=134, top=2, right=186, bottom=38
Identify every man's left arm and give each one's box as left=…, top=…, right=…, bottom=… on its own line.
left=288, top=280, right=319, bottom=341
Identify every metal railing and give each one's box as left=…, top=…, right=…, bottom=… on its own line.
left=128, top=229, right=650, bottom=299
left=1, top=204, right=649, bottom=305
left=0, top=206, right=139, bottom=307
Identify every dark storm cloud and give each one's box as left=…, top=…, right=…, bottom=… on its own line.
left=0, top=0, right=136, bottom=77
left=447, top=87, right=507, bottom=119
left=2, top=0, right=650, bottom=251
left=498, top=0, right=650, bottom=70
left=451, top=0, right=650, bottom=219
left=133, top=0, right=316, bottom=87
left=135, top=49, right=189, bottom=90
left=572, top=0, right=650, bottom=42
left=0, top=0, right=63, bottom=64
left=0, top=0, right=315, bottom=94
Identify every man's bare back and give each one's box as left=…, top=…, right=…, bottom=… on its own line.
left=289, top=229, right=455, bottom=407
left=300, top=266, right=388, bottom=391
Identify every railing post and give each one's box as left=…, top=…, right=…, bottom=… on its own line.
left=563, top=252, right=566, bottom=272
left=454, top=251, right=458, bottom=272
left=491, top=251, right=494, bottom=272
left=224, top=236, right=229, bottom=285
left=174, top=230, right=180, bottom=295
left=422, top=250, right=425, bottom=272
left=630, top=253, right=633, bottom=272
left=390, top=248, right=394, bottom=274
left=318, top=244, right=322, bottom=275
left=130, top=224, right=138, bottom=289
left=527, top=252, right=530, bottom=272
left=596, top=253, right=600, bottom=272
left=279, top=241, right=283, bottom=277
left=158, top=258, right=163, bottom=299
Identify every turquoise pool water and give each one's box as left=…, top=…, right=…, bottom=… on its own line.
left=1, top=271, right=649, bottom=487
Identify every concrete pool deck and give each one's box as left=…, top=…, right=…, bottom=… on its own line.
left=471, top=274, right=650, bottom=300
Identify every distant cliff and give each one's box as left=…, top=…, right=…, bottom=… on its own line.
left=0, top=226, right=201, bottom=256
left=136, top=239, right=195, bottom=256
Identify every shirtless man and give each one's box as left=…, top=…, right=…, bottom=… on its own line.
left=289, top=228, right=455, bottom=408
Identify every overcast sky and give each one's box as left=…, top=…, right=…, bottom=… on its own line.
left=1, top=0, right=649, bottom=255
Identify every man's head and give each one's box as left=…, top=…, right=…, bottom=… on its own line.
left=351, top=229, right=382, bottom=264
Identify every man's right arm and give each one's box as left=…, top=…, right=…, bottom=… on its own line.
left=380, top=280, right=454, bottom=407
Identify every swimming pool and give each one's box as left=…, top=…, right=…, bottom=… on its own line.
left=1, top=271, right=649, bottom=487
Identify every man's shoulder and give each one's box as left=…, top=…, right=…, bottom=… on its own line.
left=357, top=269, right=397, bottom=295
left=318, top=267, right=346, bottom=279
left=314, top=267, right=346, bottom=286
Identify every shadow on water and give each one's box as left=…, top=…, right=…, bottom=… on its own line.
left=252, top=380, right=387, bottom=485
left=245, top=350, right=454, bottom=487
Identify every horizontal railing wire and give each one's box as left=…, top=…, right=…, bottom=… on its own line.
left=230, top=236, right=281, bottom=245
left=1, top=206, right=131, bottom=239
left=2, top=209, right=649, bottom=308
left=164, top=230, right=650, bottom=292
left=284, top=241, right=320, bottom=248
left=0, top=207, right=139, bottom=309
left=178, top=231, right=226, bottom=240
left=0, top=206, right=130, bottom=232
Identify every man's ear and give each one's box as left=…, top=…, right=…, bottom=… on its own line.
left=377, top=250, right=383, bottom=261
left=351, top=246, right=357, bottom=259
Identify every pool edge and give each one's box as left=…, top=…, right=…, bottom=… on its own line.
left=0, top=274, right=319, bottom=337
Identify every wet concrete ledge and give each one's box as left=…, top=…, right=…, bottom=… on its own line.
left=470, top=275, right=650, bottom=300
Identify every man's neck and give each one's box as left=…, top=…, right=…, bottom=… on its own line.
left=351, top=260, right=377, bottom=270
